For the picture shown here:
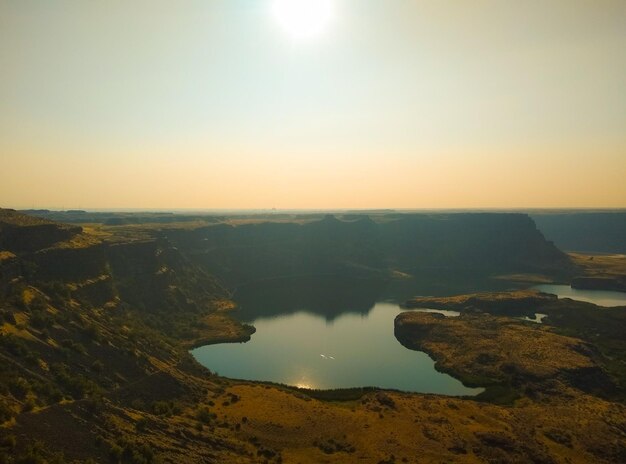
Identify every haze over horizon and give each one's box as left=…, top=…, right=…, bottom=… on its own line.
left=2, top=0, right=625, bottom=209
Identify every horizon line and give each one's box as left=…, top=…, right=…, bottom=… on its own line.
left=6, top=206, right=626, bottom=214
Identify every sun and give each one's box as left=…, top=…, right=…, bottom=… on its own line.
left=272, top=0, right=335, bottom=40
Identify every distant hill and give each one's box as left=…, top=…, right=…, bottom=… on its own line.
left=0, top=208, right=82, bottom=252
left=20, top=209, right=222, bottom=226
left=166, top=213, right=573, bottom=286
left=532, top=212, right=626, bottom=253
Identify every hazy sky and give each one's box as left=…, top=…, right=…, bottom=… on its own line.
left=1, top=0, right=625, bottom=209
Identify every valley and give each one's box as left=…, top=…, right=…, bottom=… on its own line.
left=0, top=209, right=625, bottom=463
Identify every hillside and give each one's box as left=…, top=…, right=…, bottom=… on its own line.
left=0, top=209, right=82, bottom=253
left=0, top=210, right=256, bottom=462
left=165, top=213, right=573, bottom=286
left=531, top=212, right=626, bottom=253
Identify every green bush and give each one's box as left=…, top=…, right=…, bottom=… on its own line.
left=30, top=310, right=53, bottom=329
left=0, top=310, right=17, bottom=325
left=195, top=406, right=213, bottom=424
left=0, top=334, right=31, bottom=357
left=60, top=338, right=87, bottom=355
left=28, top=296, right=47, bottom=312
left=150, top=400, right=180, bottom=417
left=51, top=364, right=100, bottom=400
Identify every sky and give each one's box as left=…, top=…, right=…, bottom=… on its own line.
left=1, top=0, right=625, bottom=210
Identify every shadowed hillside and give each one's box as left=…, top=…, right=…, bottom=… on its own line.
left=166, top=213, right=573, bottom=286
left=0, top=209, right=82, bottom=252
left=531, top=212, right=626, bottom=253
left=0, top=210, right=257, bottom=462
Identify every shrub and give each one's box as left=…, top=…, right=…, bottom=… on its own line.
left=109, top=443, right=123, bottom=461
left=14, top=441, right=47, bottom=464
left=28, top=296, right=47, bottom=312
left=0, top=434, right=16, bottom=450
left=0, top=334, right=30, bottom=357
left=0, top=310, right=17, bottom=325
left=136, top=417, right=149, bottom=432
left=30, top=310, right=53, bottom=329
left=22, top=397, right=36, bottom=412
left=196, top=407, right=212, bottom=424
left=0, top=401, right=14, bottom=423
left=51, top=364, right=100, bottom=399
left=83, top=323, right=103, bottom=342
left=91, top=360, right=104, bottom=373
left=8, top=377, right=30, bottom=400
left=60, top=338, right=86, bottom=355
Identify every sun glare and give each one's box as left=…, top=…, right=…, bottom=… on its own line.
left=272, top=0, right=335, bottom=40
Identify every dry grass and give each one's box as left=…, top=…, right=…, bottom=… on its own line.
left=203, top=381, right=625, bottom=463
left=0, top=250, right=16, bottom=261
left=396, top=312, right=594, bottom=383
left=569, top=252, right=626, bottom=277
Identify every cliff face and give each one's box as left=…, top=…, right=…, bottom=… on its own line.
left=531, top=212, right=626, bottom=253
left=380, top=213, right=568, bottom=272
left=167, top=213, right=573, bottom=286
left=0, top=210, right=226, bottom=313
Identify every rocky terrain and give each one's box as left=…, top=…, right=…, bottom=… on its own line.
left=1, top=209, right=625, bottom=463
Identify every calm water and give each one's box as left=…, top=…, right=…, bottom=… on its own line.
left=413, top=308, right=461, bottom=317
left=192, top=300, right=482, bottom=395
left=191, top=277, right=626, bottom=393
left=533, top=284, right=626, bottom=307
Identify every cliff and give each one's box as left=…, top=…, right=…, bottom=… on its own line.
left=531, top=212, right=626, bottom=253
left=0, top=210, right=230, bottom=323
left=167, top=213, right=574, bottom=286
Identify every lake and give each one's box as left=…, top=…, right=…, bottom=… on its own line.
left=191, top=276, right=626, bottom=394
left=533, top=284, right=626, bottom=307
left=192, top=300, right=482, bottom=395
